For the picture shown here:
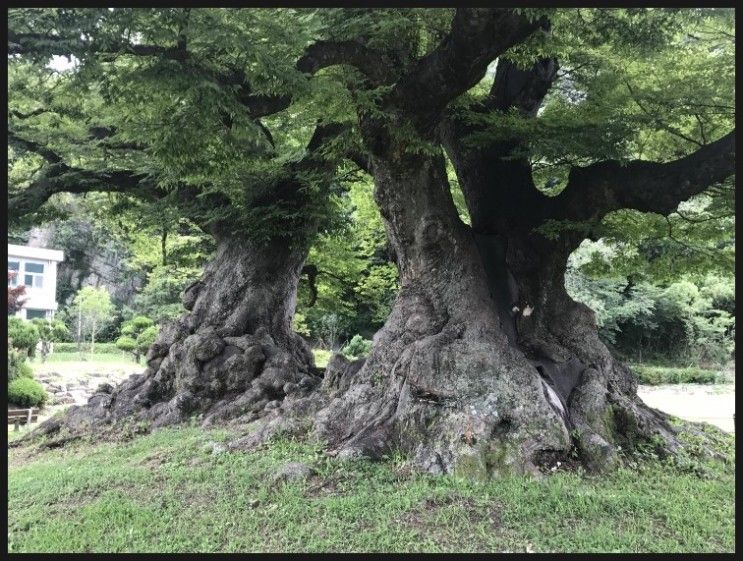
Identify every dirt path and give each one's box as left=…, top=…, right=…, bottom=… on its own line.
left=638, top=384, right=735, bottom=433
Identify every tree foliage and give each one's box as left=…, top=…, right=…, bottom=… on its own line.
left=7, top=7, right=735, bottom=368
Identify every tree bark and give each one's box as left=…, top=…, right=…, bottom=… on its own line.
left=36, top=232, right=321, bottom=437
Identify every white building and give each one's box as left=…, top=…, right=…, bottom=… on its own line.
left=8, top=244, right=65, bottom=320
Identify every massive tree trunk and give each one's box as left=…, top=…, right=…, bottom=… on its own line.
left=35, top=231, right=321, bottom=438
left=314, top=150, right=580, bottom=476
left=311, top=90, right=725, bottom=475
left=25, top=123, right=347, bottom=443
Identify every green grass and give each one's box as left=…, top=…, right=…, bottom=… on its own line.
left=38, top=352, right=137, bottom=364
left=632, top=364, right=726, bottom=385
left=8, top=427, right=735, bottom=553
left=30, top=353, right=140, bottom=379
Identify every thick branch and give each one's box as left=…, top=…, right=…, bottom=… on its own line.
left=557, top=130, right=735, bottom=221
left=392, top=9, right=546, bottom=130
left=8, top=130, right=63, bottom=164
left=297, top=40, right=390, bottom=86
left=488, top=57, right=558, bottom=116
left=440, top=57, right=558, bottom=233
left=9, top=167, right=153, bottom=220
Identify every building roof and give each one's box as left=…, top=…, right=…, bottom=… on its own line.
left=8, top=244, right=64, bottom=262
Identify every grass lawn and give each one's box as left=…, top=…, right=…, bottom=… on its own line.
left=631, top=364, right=731, bottom=385
left=41, top=352, right=136, bottom=363
left=7, top=425, right=735, bottom=553
left=30, top=352, right=141, bottom=377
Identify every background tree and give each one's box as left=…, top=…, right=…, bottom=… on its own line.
left=70, top=286, right=114, bottom=353
left=31, top=318, right=70, bottom=362
left=8, top=272, right=28, bottom=315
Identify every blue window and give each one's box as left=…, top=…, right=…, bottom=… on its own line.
left=23, top=262, right=45, bottom=288
left=26, top=309, right=47, bottom=320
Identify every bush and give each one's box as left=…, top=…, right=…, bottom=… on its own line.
left=8, top=377, right=48, bottom=408
left=136, top=325, right=159, bottom=351
left=8, top=345, right=33, bottom=382
left=632, top=365, right=722, bottom=385
left=17, top=362, right=34, bottom=379
left=115, top=336, right=137, bottom=352
left=341, top=334, right=373, bottom=359
left=52, top=342, right=123, bottom=354
left=8, top=317, right=40, bottom=356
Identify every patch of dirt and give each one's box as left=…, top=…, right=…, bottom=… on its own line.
left=638, top=383, right=735, bottom=433
left=302, top=473, right=350, bottom=498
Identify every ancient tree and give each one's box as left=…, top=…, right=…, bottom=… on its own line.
left=9, top=9, right=736, bottom=476
left=8, top=8, right=360, bottom=432
left=306, top=8, right=735, bottom=475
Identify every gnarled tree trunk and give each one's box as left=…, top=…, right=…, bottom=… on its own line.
left=36, top=232, right=322, bottom=438
left=315, top=151, right=579, bottom=477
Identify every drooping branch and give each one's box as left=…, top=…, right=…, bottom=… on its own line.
left=8, top=129, right=64, bottom=164
left=9, top=166, right=154, bottom=220
left=10, top=108, right=51, bottom=120
left=10, top=27, right=385, bottom=122
left=556, top=129, right=735, bottom=222
left=8, top=128, right=161, bottom=220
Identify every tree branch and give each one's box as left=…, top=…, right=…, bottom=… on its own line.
left=297, top=40, right=390, bottom=86
left=556, top=129, right=735, bottom=222
left=392, top=8, right=547, bottom=131
left=487, top=57, right=558, bottom=116
left=9, top=166, right=154, bottom=221
left=8, top=129, right=63, bottom=164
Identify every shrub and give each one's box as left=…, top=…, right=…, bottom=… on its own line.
left=8, top=317, right=40, bottom=356
left=8, top=377, right=48, bottom=408
left=115, top=336, right=137, bottom=352
left=341, top=334, right=373, bottom=359
left=8, top=345, right=33, bottom=382
left=17, top=362, right=34, bottom=379
left=136, top=325, right=159, bottom=351
left=130, top=315, right=155, bottom=331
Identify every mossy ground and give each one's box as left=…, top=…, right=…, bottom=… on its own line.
left=8, top=421, right=735, bottom=553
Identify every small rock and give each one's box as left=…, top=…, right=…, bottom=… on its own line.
left=282, top=382, right=299, bottom=395
left=95, top=383, right=115, bottom=394
left=298, top=376, right=318, bottom=390
left=272, top=462, right=314, bottom=484
left=264, top=400, right=281, bottom=411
